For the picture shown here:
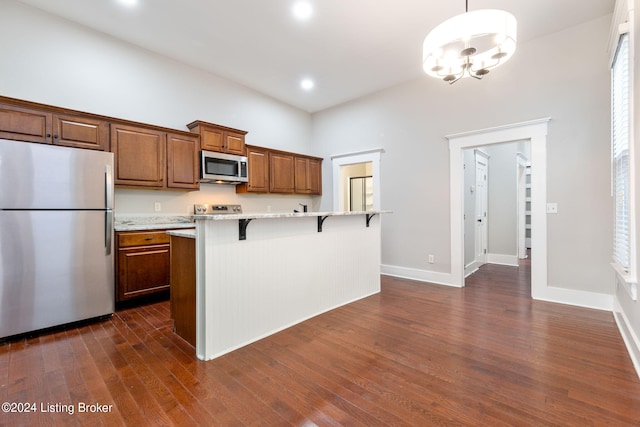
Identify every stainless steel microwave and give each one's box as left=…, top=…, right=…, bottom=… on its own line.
left=200, top=150, right=248, bottom=184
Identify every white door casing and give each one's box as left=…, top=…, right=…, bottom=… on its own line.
left=475, top=150, right=489, bottom=266
left=447, top=118, right=550, bottom=300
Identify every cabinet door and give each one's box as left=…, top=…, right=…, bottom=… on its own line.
left=246, top=146, right=269, bottom=192
left=167, top=133, right=199, bottom=190
left=269, top=152, right=295, bottom=193
left=111, top=123, right=165, bottom=187
left=294, top=157, right=322, bottom=195
left=294, top=157, right=309, bottom=193
left=307, top=158, right=322, bottom=195
left=200, top=126, right=225, bottom=152
left=117, top=245, right=170, bottom=301
left=53, top=113, right=109, bottom=151
left=0, top=103, right=52, bottom=144
left=224, top=131, right=246, bottom=155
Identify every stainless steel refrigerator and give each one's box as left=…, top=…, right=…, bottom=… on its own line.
left=0, top=138, right=114, bottom=339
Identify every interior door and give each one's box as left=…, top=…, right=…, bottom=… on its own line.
left=475, top=151, right=489, bottom=266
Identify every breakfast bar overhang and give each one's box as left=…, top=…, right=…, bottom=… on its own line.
left=193, top=211, right=389, bottom=361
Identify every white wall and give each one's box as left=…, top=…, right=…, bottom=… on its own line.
left=312, top=15, right=614, bottom=297
left=0, top=1, right=316, bottom=215
left=1, top=1, right=616, bottom=299
left=486, top=141, right=530, bottom=260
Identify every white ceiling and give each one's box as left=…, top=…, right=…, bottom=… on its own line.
left=17, top=0, right=614, bottom=113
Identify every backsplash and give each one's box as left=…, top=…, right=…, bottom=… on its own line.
left=114, top=187, right=318, bottom=216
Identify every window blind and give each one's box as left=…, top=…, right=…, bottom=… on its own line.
left=612, top=33, right=630, bottom=269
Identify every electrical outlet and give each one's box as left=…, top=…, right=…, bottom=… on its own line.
left=154, top=202, right=161, bottom=212
left=546, top=203, right=558, bottom=214
left=428, top=254, right=434, bottom=264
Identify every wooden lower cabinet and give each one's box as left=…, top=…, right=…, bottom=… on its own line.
left=116, top=230, right=171, bottom=302
left=170, top=235, right=196, bottom=347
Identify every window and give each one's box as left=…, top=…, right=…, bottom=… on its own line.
left=612, top=33, right=630, bottom=269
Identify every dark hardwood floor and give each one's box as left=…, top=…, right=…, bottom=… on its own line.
left=2, top=256, right=640, bottom=426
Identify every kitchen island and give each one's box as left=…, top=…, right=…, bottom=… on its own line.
left=186, top=210, right=388, bottom=361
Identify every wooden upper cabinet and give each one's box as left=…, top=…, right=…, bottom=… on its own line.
left=237, top=146, right=323, bottom=195
left=238, top=145, right=269, bottom=193
left=187, top=120, right=247, bottom=155
left=111, top=123, right=165, bottom=188
left=224, top=130, right=246, bottom=155
left=269, top=151, right=295, bottom=193
left=53, top=113, right=109, bottom=151
left=0, top=102, right=52, bottom=144
left=0, top=102, right=109, bottom=150
left=199, top=126, right=224, bottom=152
left=295, top=156, right=322, bottom=195
left=167, top=132, right=199, bottom=190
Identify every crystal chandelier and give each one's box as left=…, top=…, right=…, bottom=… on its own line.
left=423, top=1, right=517, bottom=84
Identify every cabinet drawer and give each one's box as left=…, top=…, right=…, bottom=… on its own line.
left=118, top=231, right=170, bottom=247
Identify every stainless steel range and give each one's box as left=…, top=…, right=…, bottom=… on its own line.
left=194, top=204, right=242, bottom=215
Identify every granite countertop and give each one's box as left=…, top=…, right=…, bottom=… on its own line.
left=192, top=210, right=392, bottom=221
left=115, top=215, right=195, bottom=231
left=166, top=229, right=196, bottom=239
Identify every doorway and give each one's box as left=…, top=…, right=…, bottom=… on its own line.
left=331, top=149, right=383, bottom=211
left=464, top=142, right=530, bottom=279
left=447, top=118, right=550, bottom=299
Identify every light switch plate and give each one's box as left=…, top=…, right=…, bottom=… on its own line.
left=546, top=203, right=558, bottom=214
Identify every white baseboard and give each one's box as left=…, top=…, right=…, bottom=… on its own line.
left=486, top=253, right=519, bottom=267
left=613, top=298, right=640, bottom=379
left=532, top=285, right=613, bottom=311
left=381, top=264, right=460, bottom=287
left=465, top=261, right=480, bottom=277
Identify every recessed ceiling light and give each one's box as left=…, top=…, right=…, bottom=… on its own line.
left=300, top=78, right=315, bottom=91
left=117, top=0, right=138, bottom=7
left=292, top=1, right=313, bottom=21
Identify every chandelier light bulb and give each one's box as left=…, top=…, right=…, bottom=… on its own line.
left=423, top=8, right=517, bottom=84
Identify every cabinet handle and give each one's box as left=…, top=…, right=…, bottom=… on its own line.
left=46, top=133, right=51, bottom=138
left=144, top=237, right=153, bottom=241
left=54, top=134, right=59, bottom=139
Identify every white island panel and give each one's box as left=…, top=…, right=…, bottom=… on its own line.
left=196, top=213, right=382, bottom=360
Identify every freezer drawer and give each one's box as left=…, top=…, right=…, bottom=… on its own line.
left=0, top=210, right=114, bottom=338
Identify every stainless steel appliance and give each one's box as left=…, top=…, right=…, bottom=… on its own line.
left=194, top=204, right=242, bottom=215
left=0, top=139, right=114, bottom=339
left=200, top=150, right=248, bottom=184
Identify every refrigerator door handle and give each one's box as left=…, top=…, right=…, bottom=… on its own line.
left=105, top=164, right=113, bottom=210
left=105, top=211, right=113, bottom=255
left=105, top=164, right=114, bottom=255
